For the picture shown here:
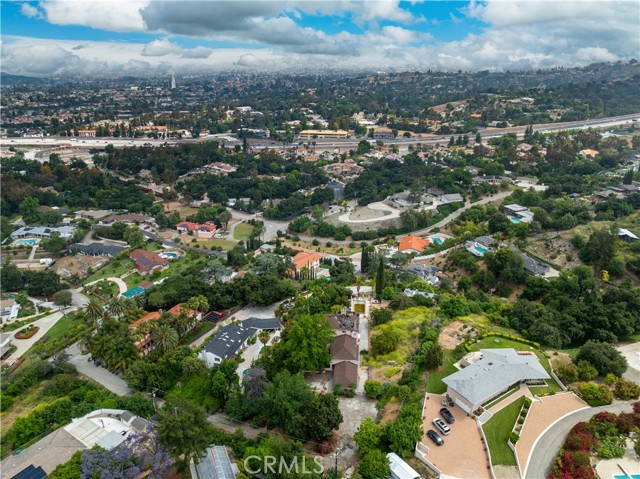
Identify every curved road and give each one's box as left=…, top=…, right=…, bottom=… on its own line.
left=525, top=401, right=632, bottom=479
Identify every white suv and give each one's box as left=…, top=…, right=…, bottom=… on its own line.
left=433, top=418, right=451, bottom=436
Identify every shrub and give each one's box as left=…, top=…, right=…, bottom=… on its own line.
left=597, top=437, right=625, bottom=459
left=509, top=432, right=519, bottom=444
left=577, top=360, right=599, bottom=381
left=604, top=373, right=617, bottom=385
left=364, top=380, right=384, bottom=400
left=517, top=417, right=524, bottom=425
left=614, top=378, right=640, bottom=400
left=578, top=382, right=613, bottom=407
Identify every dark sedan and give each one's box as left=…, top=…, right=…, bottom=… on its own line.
left=440, top=407, right=455, bottom=424
left=427, top=429, right=444, bottom=446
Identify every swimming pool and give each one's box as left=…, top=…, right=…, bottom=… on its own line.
left=433, top=238, right=443, bottom=245
left=614, top=475, right=640, bottom=479
left=15, top=239, right=37, bottom=245
left=510, top=217, right=522, bottom=223
left=122, top=286, right=144, bottom=298
left=475, top=246, right=489, bottom=254
left=160, top=252, right=178, bottom=259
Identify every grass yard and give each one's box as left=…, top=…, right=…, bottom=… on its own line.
left=482, top=396, right=525, bottom=466
left=426, top=351, right=458, bottom=394
left=85, top=258, right=135, bottom=284
left=198, top=239, right=237, bottom=251
left=125, top=273, right=144, bottom=289
left=233, top=223, right=255, bottom=241
left=168, top=370, right=220, bottom=412
left=23, top=314, right=90, bottom=363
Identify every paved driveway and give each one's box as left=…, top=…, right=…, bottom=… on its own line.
left=419, top=394, right=491, bottom=479
left=6, top=310, right=65, bottom=361
left=617, top=342, right=640, bottom=383
left=516, top=392, right=587, bottom=477
left=66, top=342, right=131, bottom=396
left=525, top=401, right=633, bottom=479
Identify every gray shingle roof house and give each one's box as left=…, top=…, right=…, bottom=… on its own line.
left=442, top=349, right=550, bottom=413
left=199, top=318, right=281, bottom=367
left=200, top=324, right=254, bottom=367
left=330, top=335, right=359, bottom=363
left=11, top=225, right=76, bottom=240
left=70, top=243, right=126, bottom=257
left=521, top=253, right=550, bottom=276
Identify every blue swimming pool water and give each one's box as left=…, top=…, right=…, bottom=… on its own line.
left=510, top=217, right=521, bottom=223
left=161, top=253, right=178, bottom=258
left=122, top=286, right=144, bottom=297
left=15, top=239, right=37, bottom=245
left=475, top=246, right=489, bottom=254
left=433, top=238, right=443, bottom=245
left=614, top=475, right=640, bottom=479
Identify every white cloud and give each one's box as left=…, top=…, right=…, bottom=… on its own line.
left=40, top=0, right=148, bottom=32
left=20, top=3, right=43, bottom=19
left=141, top=38, right=213, bottom=58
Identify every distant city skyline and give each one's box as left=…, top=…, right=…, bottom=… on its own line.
left=1, top=0, right=638, bottom=77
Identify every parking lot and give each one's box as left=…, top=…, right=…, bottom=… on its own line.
left=418, top=394, right=491, bottom=479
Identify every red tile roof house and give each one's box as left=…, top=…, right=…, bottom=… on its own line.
left=398, top=235, right=432, bottom=254
left=289, top=251, right=322, bottom=279
left=176, top=221, right=217, bottom=239
left=129, top=249, right=169, bottom=276
left=128, top=305, right=201, bottom=356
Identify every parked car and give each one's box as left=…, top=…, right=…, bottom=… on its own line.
left=440, top=407, right=455, bottom=424
left=433, top=418, right=451, bottom=436
left=427, top=429, right=444, bottom=446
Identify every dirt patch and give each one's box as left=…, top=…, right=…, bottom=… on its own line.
left=368, top=365, right=402, bottom=383
left=53, top=255, right=106, bottom=279
left=527, top=232, right=583, bottom=269
left=379, top=400, right=401, bottom=426
left=348, top=206, right=390, bottom=221
left=439, top=320, right=468, bottom=349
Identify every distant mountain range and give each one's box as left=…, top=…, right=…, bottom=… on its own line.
left=1, top=72, right=47, bottom=84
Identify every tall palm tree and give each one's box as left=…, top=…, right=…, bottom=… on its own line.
left=258, top=330, right=270, bottom=347
left=84, top=298, right=104, bottom=332
left=107, top=297, right=128, bottom=319
left=153, top=324, right=178, bottom=354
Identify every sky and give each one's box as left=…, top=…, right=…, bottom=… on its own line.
left=1, top=0, right=638, bottom=77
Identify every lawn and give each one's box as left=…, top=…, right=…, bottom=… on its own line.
left=125, top=273, right=144, bottom=289
left=168, top=370, right=220, bottom=412
left=85, top=258, right=135, bottom=284
left=23, top=314, right=90, bottom=362
left=426, top=351, right=458, bottom=394
left=233, top=223, right=255, bottom=241
left=482, top=396, right=525, bottom=466
left=198, top=239, right=237, bottom=251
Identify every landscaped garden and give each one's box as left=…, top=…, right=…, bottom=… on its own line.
left=85, top=257, right=135, bottom=284
left=14, top=325, right=39, bottom=339
left=482, top=396, right=526, bottom=466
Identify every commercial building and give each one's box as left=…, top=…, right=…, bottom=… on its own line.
left=299, top=129, right=349, bottom=139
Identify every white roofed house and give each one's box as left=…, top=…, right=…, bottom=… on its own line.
left=442, top=349, right=549, bottom=414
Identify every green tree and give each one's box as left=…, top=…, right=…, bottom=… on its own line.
left=156, top=397, right=211, bottom=465
left=48, top=450, right=82, bottom=479
left=218, top=210, right=232, bottom=231
left=577, top=341, right=628, bottom=377
left=282, top=314, right=334, bottom=373
left=358, top=450, right=391, bottom=479
left=375, top=257, right=385, bottom=299
left=370, top=329, right=400, bottom=356
left=19, top=196, right=41, bottom=224
left=354, top=417, right=385, bottom=454
left=586, top=227, right=617, bottom=274
left=261, top=372, right=315, bottom=438
left=41, top=210, right=63, bottom=226
left=485, top=248, right=526, bottom=283
left=84, top=298, right=104, bottom=332
left=53, top=290, right=73, bottom=306
left=303, top=393, right=343, bottom=441
left=576, top=360, right=598, bottom=381
left=153, top=323, right=179, bottom=354
left=42, top=231, right=67, bottom=255
left=123, top=226, right=145, bottom=249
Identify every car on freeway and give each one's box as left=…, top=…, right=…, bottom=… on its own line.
left=440, top=407, right=455, bottom=424
left=433, top=418, right=451, bottom=436
left=427, top=429, right=444, bottom=446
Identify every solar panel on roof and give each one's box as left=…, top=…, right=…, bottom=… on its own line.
left=10, top=465, right=47, bottom=479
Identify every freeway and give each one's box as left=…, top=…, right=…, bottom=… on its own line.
left=5, top=113, right=639, bottom=151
